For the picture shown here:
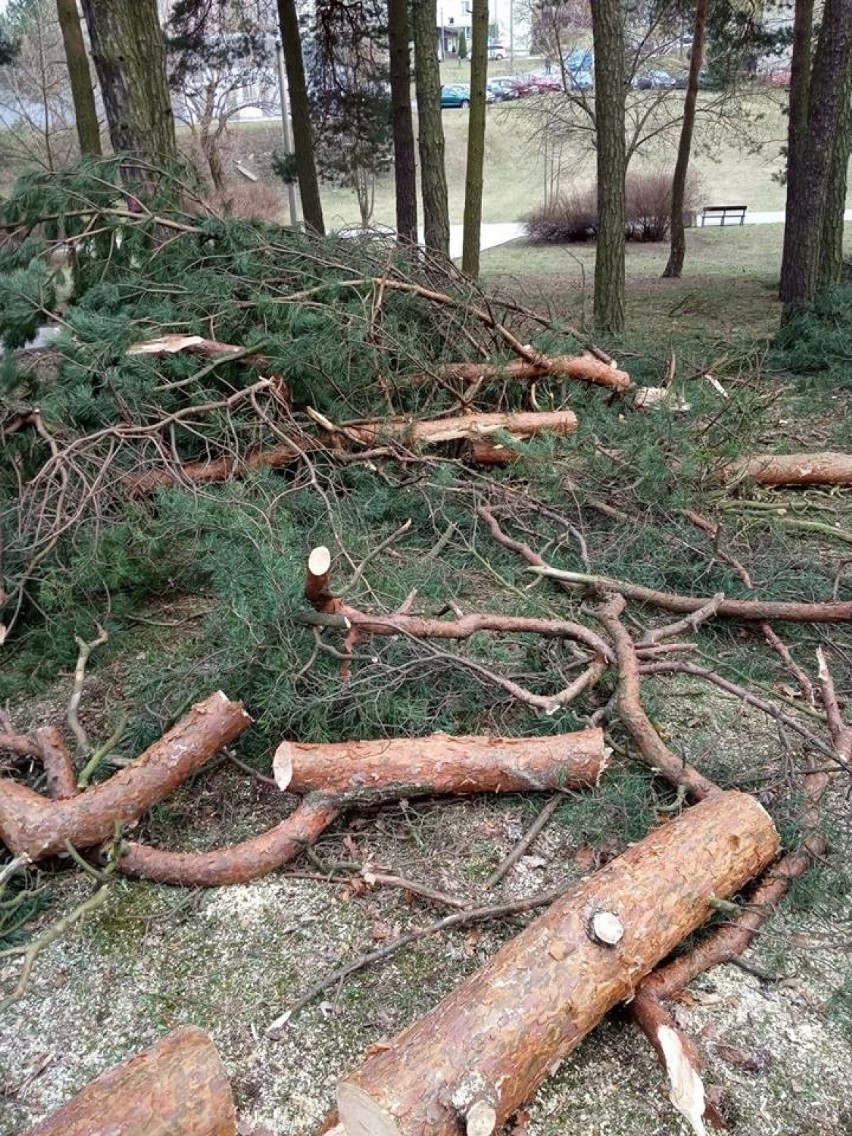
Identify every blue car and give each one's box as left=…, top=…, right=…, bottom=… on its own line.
left=441, top=84, right=471, bottom=108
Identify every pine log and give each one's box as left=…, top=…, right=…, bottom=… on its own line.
left=273, top=729, right=608, bottom=796
left=343, top=410, right=577, bottom=448
left=22, top=1026, right=236, bottom=1136
left=436, top=353, right=632, bottom=392
left=34, top=726, right=78, bottom=799
left=116, top=797, right=339, bottom=886
left=466, top=437, right=520, bottom=465
left=727, top=451, right=852, bottom=486
left=335, top=790, right=779, bottom=1136
left=0, top=692, right=252, bottom=860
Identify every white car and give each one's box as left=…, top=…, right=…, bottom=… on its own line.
left=487, top=43, right=505, bottom=60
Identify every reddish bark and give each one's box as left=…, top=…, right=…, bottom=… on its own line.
left=0, top=692, right=251, bottom=860
left=0, top=731, right=40, bottom=758
left=728, top=451, right=852, bottom=486
left=116, top=798, right=339, bottom=886
left=22, top=1026, right=235, bottom=1136
left=126, top=334, right=269, bottom=369
left=335, top=791, right=779, bottom=1136
left=34, top=726, right=78, bottom=799
left=123, top=441, right=314, bottom=496
left=435, top=353, right=631, bottom=391
left=273, top=729, right=608, bottom=796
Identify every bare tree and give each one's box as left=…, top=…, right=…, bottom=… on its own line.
left=591, top=0, right=626, bottom=333
left=276, top=0, right=325, bottom=233
left=413, top=0, right=450, bottom=258
left=388, top=0, right=417, bottom=244
left=0, top=0, right=78, bottom=173
left=461, top=0, right=489, bottom=276
left=55, top=0, right=101, bottom=157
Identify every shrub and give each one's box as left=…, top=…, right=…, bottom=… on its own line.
left=524, top=187, right=598, bottom=243
left=625, top=169, right=700, bottom=242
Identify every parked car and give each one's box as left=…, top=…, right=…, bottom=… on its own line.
left=562, top=49, right=594, bottom=90
left=487, top=43, right=505, bottom=60
left=765, top=64, right=791, bottom=87
left=672, top=68, right=714, bottom=89
left=528, top=71, right=562, bottom=93
left=487, top=77, right=521, bottom=101
left=632, top=68, right=676, bottom=89
left=441, top=83, right=471, bottom=108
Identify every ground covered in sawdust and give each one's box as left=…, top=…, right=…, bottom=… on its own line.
left=1, top=680, right=850, bottom=1136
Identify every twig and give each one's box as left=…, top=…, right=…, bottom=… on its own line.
left=0, top=885, right=111, bottom=1011
left=483, top=794, right=565, bottom=890
left=637, top=594, right=725, bottom=646
left=761, top=623, right=816, bottom=707
left=266, top=883, right=571, bottom=1035
left=340, top=519, right=413, bottom=598
left=76, top=715, right=127, bottom=788
left=66, top=626, right=109, bottom=754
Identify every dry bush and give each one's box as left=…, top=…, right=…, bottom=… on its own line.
left=524, top=186, right=598, bottom=243
left=625, top=169, right=701, bottom=242
left=208, top=180, right=288, bottom=223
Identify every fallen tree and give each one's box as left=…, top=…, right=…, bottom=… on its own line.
left=0, top=692, right=251, bottom=860
left=334, top=790, right=780, bottom=1136
left=22, top=1026, right=236, bottom=1136
left=272, top=729, right=609, bottom=795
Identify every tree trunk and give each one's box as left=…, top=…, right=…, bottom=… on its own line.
left=412, top=0, right=450, bottom=259
left=200, top=126, right=227, bottom=194
left=779, top=0, right=852, bottom=311
left=818, top=54, right=852, bottom=290
left=591, top=0, right=626, bottom=332
left=276, top=0, right=325, bottom=234
left=272, top=729, right=609, bottom=795
left=663, top=0, right=708, bottom=278
left=779, top=0, right=814, bottom=301
left=79, top=0, right=176, bottom=163
left=461, top=0, right=489, bottom=277
left=23, top=1027, right=236, bottom=1136
left=55, top=0, right=102, bottom=157
left=0, top=692, right=251, bottom=860
left=388, top=0, right=417, bottom=245
left=336, top=791, right=780, bottom=1136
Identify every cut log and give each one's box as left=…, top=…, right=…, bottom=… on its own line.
left=305, top=545, right=333, bottom=607
left=727, top=451, right=852, bottom=487
left=343, top=410, right=578, bottom=448
left=435, top=354, right=632, bottom=392
left=272, top=729, right=608, bottom=796
left=127, top=333, right=267, bottom=368
left=22, top=1025, right=236, bottom=1136
left=116, top=797, right=339, bottom=886
left=335, top=790, right=779, bottom=1136
left=34, top=726, right=78, bottom=799
left=0, top=692, right=252, bottom=860
left=466, top=437, right=520, bottom=465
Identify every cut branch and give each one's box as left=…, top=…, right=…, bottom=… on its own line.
left=0, top=693, right=252, bottom=860
left=21, top=1026, right=236, bottom=1136
left=433, top=353, right=631, bottom=392
left=334, top=791, right=779, bottom=1136
left=727, top=451, right=852, bottom=486
left=341, top=409, right=578, bottom=448
left=526, top=566, right=852, bottom=623
left=272, top=729, right=609, bottom=796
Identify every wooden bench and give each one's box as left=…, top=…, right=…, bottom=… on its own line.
left=700, top=205, right=747, bottom=227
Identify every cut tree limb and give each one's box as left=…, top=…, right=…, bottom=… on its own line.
left=34, top=727, right=78, bottom=799
left=272, top=729, right=608, bottom=796
left=727, top=451, right=852, bottom=486
left=526, top=566, right=852, bottom=623
left=334, top=790, right=779, bottom=1136
left=115, top=797, right=340, bottom=886
left=434, top=354, right=631, bottom=392
left=0, top=692, right=252, bottom=860
left=123, top=440, right=316, bottom=496
left=22, top=1026, right=236, bottom=1136
left=341, top=409, right=578, bottom=448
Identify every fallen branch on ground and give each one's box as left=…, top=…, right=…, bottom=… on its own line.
left=337, top=409, right=579, bottom=448
left=433, top=353, right=631, bottom=392
left=727, top=451, right=852, bottom=486
left=0, top=692, right=252, bottom=860
left=526, top=566, right=852, bottom=622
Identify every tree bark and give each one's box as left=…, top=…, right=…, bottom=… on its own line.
left=116, top=797, right=340, bottom=886
left=818, top=53, right=852, bottom=291
left=343, top=409, right=578, bottom=447
left=461, top=0, right=489, bottom=277
left=79, top=0, right=176, bottom=163
left=55, top=0, right=102, bottom=157
left=34, top=726, right=78, bottom=799
left=335, top=791, right=780, bottom=1136
left=272, top=729, right=609, bottom=796
left=276, top=0, right=325, bottom=234
left=779, top=0, right=814, bottom=301
left=779, top=0, right=852, bottom=310
left=728, top=451, right=852, bottom=486
left=388, top=0, right=417, bottom=245
left=663, top=0, right=708, bottom=279
left=0, top=692, right=251, bottom=860
left=412, top=0, right=450, bottom=259
left=435, top=353, right=631, bottom=390
left=591, top=0, right=626, bottom=333
left=22, top=1026, right=235, bottom=1136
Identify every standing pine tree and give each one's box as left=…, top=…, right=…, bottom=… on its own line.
left=55, top=0, right=101, bottom=157
left=388, top=0, right=417, bottom=244
left=413, top=0, right=450, bottom=258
